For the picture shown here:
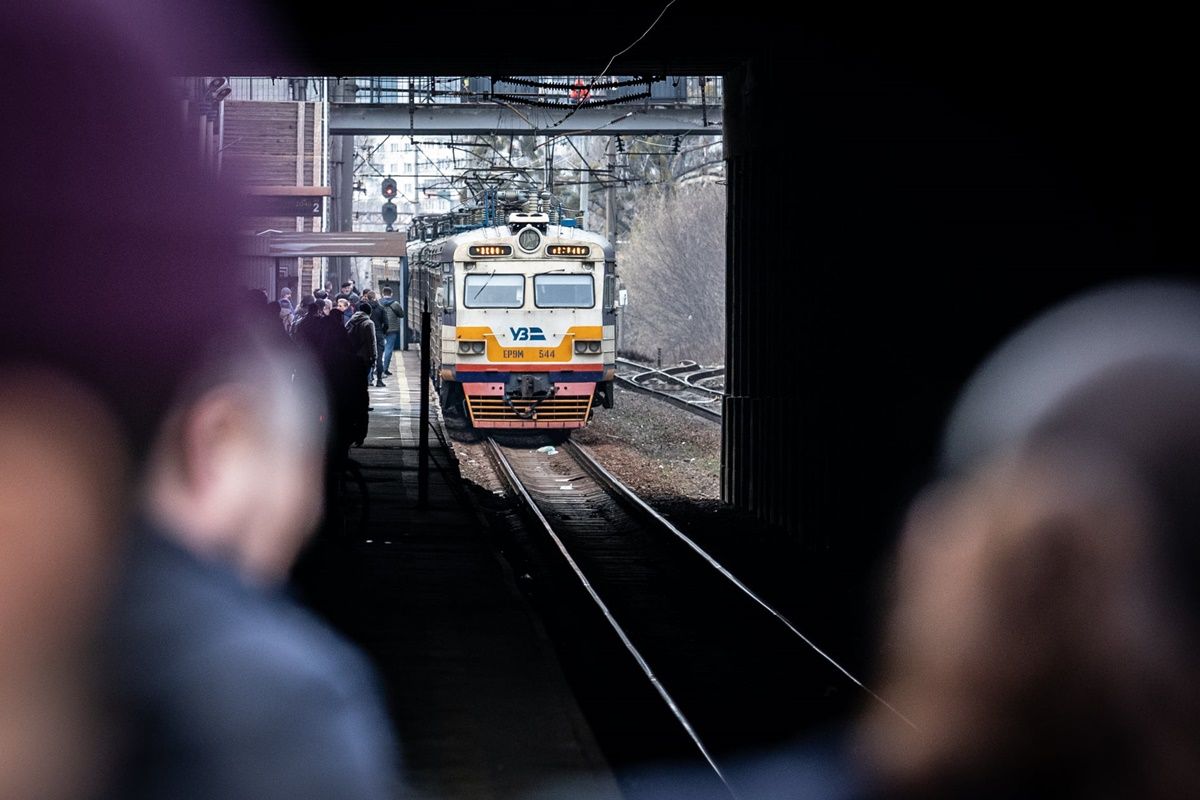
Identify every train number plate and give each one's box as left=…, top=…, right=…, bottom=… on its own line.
left=500, top=348, right=560, bottom=361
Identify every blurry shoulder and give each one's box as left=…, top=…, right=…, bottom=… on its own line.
left=108, top=529, right=380, bottom=698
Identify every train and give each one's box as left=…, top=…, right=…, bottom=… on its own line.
left=406, top=188, right=619, bottom=436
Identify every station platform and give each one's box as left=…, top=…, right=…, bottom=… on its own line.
left=295, top=350, right=619, bottom=800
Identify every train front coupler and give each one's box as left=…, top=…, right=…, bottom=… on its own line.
left=502, top=373, right=557, bottom=419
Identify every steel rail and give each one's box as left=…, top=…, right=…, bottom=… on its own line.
left=485, top=438, right=739, bottom=798
left=564, top=440, right=916, bottom=731
left=614, top=374, right=722, bottom=419
left=616, top=357, right=724, bottom=398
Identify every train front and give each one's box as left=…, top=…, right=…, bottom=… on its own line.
left=445, top=212, right=617, bottom=431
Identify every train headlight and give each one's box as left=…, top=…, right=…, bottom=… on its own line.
left=471, top=341, right=485, bottom=354
left=518, top=228, right=541, bottom=252
left=588, top=340, right=602, bottom=354
left=574, top=340, right=601, bottom=354
left=459, top=340, right=484, bottom=355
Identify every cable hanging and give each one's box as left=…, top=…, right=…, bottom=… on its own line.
left=492, top=75, right=662, bottom=91
left=488, top=90, right=651, bottom=111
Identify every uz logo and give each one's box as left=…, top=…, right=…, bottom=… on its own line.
left=510, top=326, right=546, bottom=342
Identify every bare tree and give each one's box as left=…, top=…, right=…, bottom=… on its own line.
left=619, top=184, right=725, bottom=364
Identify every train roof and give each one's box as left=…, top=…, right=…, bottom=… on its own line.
left=408, top=224, right=615, bottom=262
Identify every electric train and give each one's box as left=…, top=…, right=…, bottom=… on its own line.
left=406, top=192, right=618, bottom=435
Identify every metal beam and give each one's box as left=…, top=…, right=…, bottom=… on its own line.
left=329, top=103, right=721, bottom=136
left=247, top=232, right=408, bottom=258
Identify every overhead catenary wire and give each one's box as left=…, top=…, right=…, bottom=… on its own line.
left=548, top=0, right=679, bottom=129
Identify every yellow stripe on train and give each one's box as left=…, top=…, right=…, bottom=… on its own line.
left=453, top=325, right=603, bottom=363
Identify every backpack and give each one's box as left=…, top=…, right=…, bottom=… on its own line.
left=383, top=298, right=405, bottom=330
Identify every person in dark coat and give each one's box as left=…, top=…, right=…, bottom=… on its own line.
left=364, top=290, right=388, bottom=387
left=345, top=303, right=377, bottom=445
left=334, top=280, right=360, bottom=308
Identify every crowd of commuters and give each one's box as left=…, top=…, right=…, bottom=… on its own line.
left=7, top=1, right=1200, bottom=799
left=283, top=279, right=405, bottom=451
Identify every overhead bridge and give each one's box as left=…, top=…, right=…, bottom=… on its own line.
left=329, top=103, right=721, bottom=136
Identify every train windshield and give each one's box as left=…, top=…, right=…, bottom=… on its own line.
left=464, top=273, right=524, bottom=308
left=534, top=273, right=595, bottom=308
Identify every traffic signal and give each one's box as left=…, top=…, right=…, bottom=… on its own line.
left=381, top=178, right=397, bottom=199
left=382, top=200, right=397, bottom=231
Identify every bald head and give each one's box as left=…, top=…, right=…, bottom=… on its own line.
left=941, top=281, right=1200, bottom=474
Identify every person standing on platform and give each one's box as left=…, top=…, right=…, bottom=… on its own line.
left=380, top=287, right=405, bottom=377
left=365, top=290, right=387, bottom=387
left=292, top=295, right=325, bottom=346
left=346, top=302, right=377, bottom=445
left=335, top=280, right=360, bottom=308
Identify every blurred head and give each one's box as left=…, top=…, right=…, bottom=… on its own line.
left=0, top=370, right=128, bottom=668
left=357, top=301, right=371, bottom=314
left=1, top=1, right=256, bottom=460
left=281, top=287, right=291, bottom=299
left=941, top=281, right=1200, bottom=476
left=382, top=287, right=393, bottom=297
left=341, top=281, right=353, bottom=292
left=0, top=371, right=127, bottom=799
left=862, top=444, right=1200, bottom=796
left=142, top=321, right=326, bottom=584
left=1, top=0, right=296, bottom=793
left=336, top=298, right=350, bottom=313
left=364, top=290, right=376, bottom=302
left=862, top=282, right=1200, bottom=799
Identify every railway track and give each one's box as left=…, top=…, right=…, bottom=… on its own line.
left=614, top=357, right=724, bottom=418
left=485, top=437, right=907, bottom=798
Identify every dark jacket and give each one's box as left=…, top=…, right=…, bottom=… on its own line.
left=368, top=301, right=388, bottom=340
left=346, top=311, right=377, bottom=367
left=104, top=524, right=400, bottom=799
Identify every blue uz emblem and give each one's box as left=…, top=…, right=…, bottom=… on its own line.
left=509, top=326, right=547, bottom=342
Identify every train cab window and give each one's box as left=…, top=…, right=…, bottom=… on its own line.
left=534, top=274, right=595, bottom=308
left=463, top=273, right=524, bottom=308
